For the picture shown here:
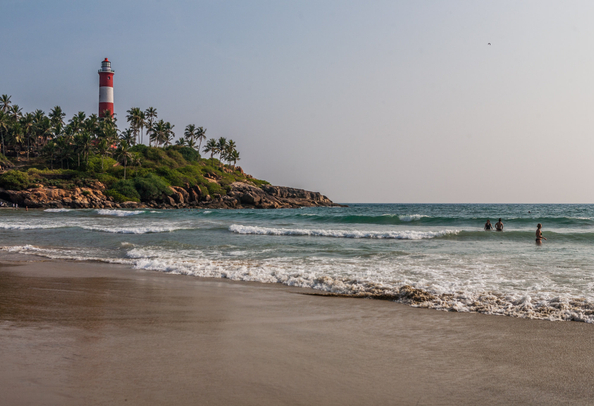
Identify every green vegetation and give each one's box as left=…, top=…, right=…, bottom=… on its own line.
left=0, top=94, right=269, bottom=202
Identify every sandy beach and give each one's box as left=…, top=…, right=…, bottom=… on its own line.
left=1, top=255, right=594, bottom=406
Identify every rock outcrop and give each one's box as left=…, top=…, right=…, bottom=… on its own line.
left=0, top=181, right=344, bottom=210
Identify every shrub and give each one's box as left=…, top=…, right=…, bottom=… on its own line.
left=206, top=182, right=224, bottom=196
left=176, top=146, right=200, bottom=162
left=109, top=179, right=140, bottom=201
left=252, top=179, right=270, bottom=187
left=96, top=173, right=118, bottom=188
left=0, top=170, right=30, bottom=190
left=165, top=148, right=186, bottom=166
left=88, top=156, right=117, bottom=173
left=133, top=173, right=171, bottom=201
left=156, top=166, right=187, bottom=187
left=104, top=190, right=140, bottom=203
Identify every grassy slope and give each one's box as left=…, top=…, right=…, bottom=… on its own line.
left=0, top=146, right=269, bottom=203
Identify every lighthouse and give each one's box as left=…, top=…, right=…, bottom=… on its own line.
left=98, top=58, right=114, bottom=117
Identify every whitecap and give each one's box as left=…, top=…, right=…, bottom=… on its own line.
left=398, top=214, right=428, bottom=222
left=81, top=225, right=185, bottom=234
left=228, top=224, right=458, bottom=240
left=95, top=209, right=145, bottom=217
left=44, top=208, right=73, bottom=213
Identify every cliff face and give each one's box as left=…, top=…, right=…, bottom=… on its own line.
left=0, top=181, right=343, bottom=209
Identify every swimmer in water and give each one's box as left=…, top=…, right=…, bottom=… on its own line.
left=536, top=223, right=546, bottom=245
left=484, top=219, right=493, bottom=230
left=495, top=218, right=504, bottom=231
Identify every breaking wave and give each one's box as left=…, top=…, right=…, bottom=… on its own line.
left=80, top=225, right=186, bottom=234
left=229, top=224, right=458, bottom=240
left=44, top=208, right=73, bottom=213
left=4, top=243, right=594, bottom=323
left=95, top=209, right=145, bottom=216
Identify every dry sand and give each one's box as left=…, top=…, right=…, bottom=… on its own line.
left=1, top=255, right=594, bottom=406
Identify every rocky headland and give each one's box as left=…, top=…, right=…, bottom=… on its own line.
left=0, top=180, right=342, bottom=210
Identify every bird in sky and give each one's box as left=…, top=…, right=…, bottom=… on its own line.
left=488, top=43, right=491, bottom=45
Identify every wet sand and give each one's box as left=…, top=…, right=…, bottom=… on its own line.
left=1, top=256, right=594, bottom=406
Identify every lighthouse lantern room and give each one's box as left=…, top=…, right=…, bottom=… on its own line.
left=98, top=58, right=114, bottom=117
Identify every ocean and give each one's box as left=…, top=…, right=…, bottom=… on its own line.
left=2, top=203, right=594, bottom=322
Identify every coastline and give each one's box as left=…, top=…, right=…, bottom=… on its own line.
left=2, top=254, right=594, bottom=405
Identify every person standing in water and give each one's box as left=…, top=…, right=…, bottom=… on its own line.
left=495, top=218, right=504, bottom=231
left=484, top=219, right=493, bottom=230
left=536, top=223, right=546, bottom=244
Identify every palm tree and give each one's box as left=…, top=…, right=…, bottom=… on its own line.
left=83, top=114, right=99, bottom=137
left=0, top=95, right=12, bottom=113
left=224, top=140, right=237, bottom=165
left=120, top=128, right=136, bottom=146
left=126, top=107, right=143, bottom=145
left=144, top=107, right=157, bottom=146
left=137, top=109, right=145, bottom=144
left=96, top=138, right=110, bottom=171
left=10, top=105, right=22, bottom=121
left=34, top=116, right=52, bottom=151
left=203, top=138, right=217, bottom=166
left=229, top=149, right=240, bottom=170
left=42, top=140, right=58, bottom=169
left=216, top=137, right=227, bottom=167
left=74, top=131, right=93, bottom=168
left=0, top=111, right=9, bottom=156
left=164, top=122, right=175, bottom=146
left=185, top=138, right=196, bottom=149
left=195, top=126, right=206, bottom=154
left=20, top=113, right=34, bottom=161
left=175, top=138, right=186, bottom=146
left=150, top=120, right=167, bottom=147
left=49, top=106, right=66, bottom=129
left=55, top=135, right=70, bottom=169
left=184, top=124, right=197, bottom=147
left=114, top=140, right=133, bottom=180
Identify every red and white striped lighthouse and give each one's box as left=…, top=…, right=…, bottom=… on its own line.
left=98, top=58, right=114, bottom=117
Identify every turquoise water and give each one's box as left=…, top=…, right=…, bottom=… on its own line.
left=2, top=204, right=594, bottom=322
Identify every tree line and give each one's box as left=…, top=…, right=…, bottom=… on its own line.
left=0, top=95, right=240, bottom=174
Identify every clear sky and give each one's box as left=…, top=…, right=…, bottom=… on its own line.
left=2, top=1, right=594, bottom=203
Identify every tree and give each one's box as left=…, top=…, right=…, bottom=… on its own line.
left=150, top=120, right=166, bottom=147
left=164, top=122, right=175, bottom=146
left=10, top=105, right=22, bottom=121
left=49, top=106, right=66, bottom=129
left=144, top=107, right=157, bottom=147
left=42, top=140, right=58, bottom=169
left=96, top=138, right=110, bottom=171
left=126, top=107, right=144, bottom=145
left=0, top=111, right=8, bottom=156
left=224, top=140, right=237, bottom=166
left=216, top=137, right=228, bottom=167
left=1, top=95, right=12, bottom=113
left=203, top=138, right=217, bottom=165
left=195, top=126, right=206, bottom=154
left=120, top=128, right=136, bottom=146
left=74, top=131, right=92, bottom=168
left=229, top=149, right=240, bottom=169
left=184, top=124, right=197, bottom=147
left=114, top=140, right=133, bottom=180
left=20, top=113, right=34, bottom=161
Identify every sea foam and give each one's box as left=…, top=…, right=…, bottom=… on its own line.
left=229, top=224, right=458, bottom=239
left=95, top=209, right=145, bottom=216
left=81, top=225, right=184, bottom=234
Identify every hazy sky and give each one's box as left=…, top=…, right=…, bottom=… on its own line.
left=2, top=1, right=594, bottom=203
